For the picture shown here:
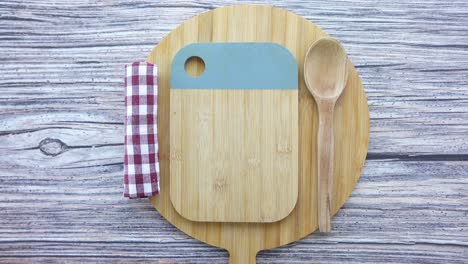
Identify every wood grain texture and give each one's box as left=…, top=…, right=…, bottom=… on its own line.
left=149, top=5, right=369, bottom=263
left=169, top=41, right=299, bottom=224
left=170, top=89, right=299, bottom=223
left=0, top=0, right=467, bottom=263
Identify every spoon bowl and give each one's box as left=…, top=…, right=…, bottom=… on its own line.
left=304, top=38, right=348, bottom=99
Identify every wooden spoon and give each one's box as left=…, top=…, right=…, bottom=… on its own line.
left=304, top=37, right=349, bottom=232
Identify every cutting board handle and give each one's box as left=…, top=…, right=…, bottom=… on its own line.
left=228, top=249, right=257, bottom=264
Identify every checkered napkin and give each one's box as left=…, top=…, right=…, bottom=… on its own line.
left=123, top=62, right=160, bottom=198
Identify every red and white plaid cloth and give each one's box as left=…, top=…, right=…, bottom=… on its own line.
left=123, top=62, right=160, bottom=198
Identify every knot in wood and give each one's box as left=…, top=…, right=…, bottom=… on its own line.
left=213, top=177, right=228, bottom=191
left=38, top=137, right=68, bottom=156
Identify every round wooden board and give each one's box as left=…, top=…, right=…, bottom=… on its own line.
left=148, top=4, right=369, bottom=263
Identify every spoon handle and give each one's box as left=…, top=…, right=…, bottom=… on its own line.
left=317, top=100, right=335, bottom=232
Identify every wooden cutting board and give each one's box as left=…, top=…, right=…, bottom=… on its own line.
left=148, top=4, right=370, bottom=263
left=169, top=42, right=298, bottom=223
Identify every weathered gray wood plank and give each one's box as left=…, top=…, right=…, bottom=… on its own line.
left=0, top=0, right=467, bottom=263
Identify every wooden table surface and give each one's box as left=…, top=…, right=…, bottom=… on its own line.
left=1, top=1, right=466, bottom=263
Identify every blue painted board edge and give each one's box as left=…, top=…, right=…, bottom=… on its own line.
left=170, top=42, right=298, bottom=90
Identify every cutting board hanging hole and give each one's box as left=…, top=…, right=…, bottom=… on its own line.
left=184, top=56, right=205, bottom=77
